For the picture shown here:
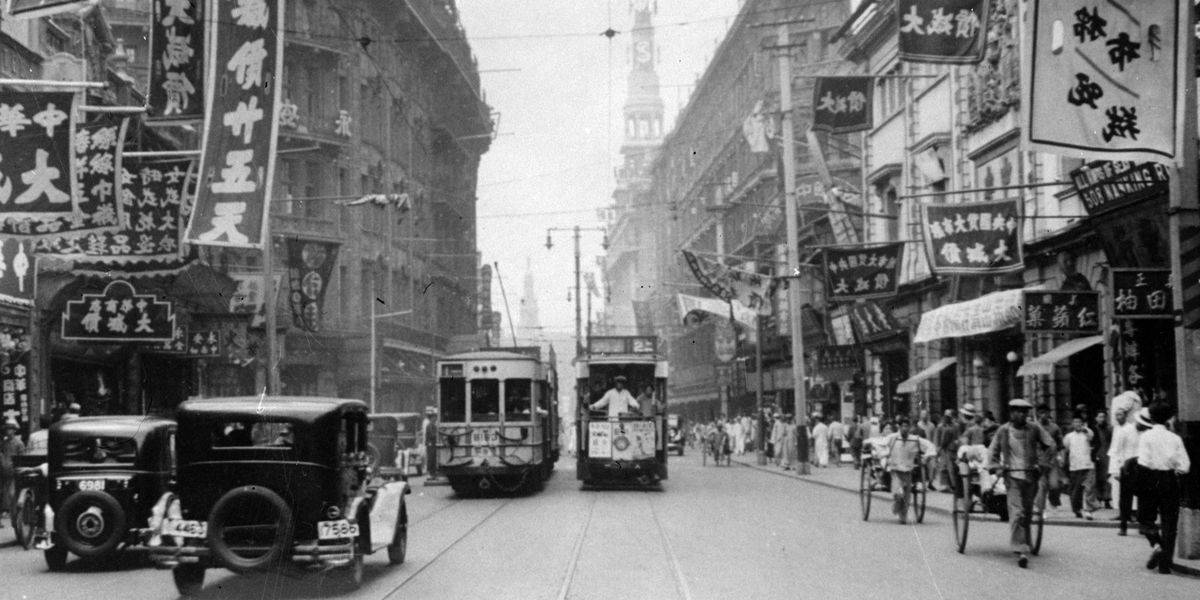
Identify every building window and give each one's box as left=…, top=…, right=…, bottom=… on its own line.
left=876, top=66, right=903, bottom=121
left=303, top=161, right=322, bottom=219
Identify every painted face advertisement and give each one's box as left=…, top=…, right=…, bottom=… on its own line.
left=286, top=238, right=339, bottom=332
left=0, top=91, right=77, bottom=219
left=186, top=0, right=284, bottom=248
left=897, top=0, right=990, bottom=64
left=920, top=198, right=1022, bottom=275
left=811, top=77, right=873, bottom=134
left=148, top=0, right=205, bottom=123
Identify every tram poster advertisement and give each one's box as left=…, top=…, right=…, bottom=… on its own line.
left=612, top=421, right=656, bottom=461
left=588, top=422, right=612, bottom=458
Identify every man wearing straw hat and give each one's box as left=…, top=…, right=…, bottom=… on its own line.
left=988, top=398, right=1056, bottom=569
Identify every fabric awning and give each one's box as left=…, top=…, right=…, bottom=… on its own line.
left=676, top=294, right=757, bottom=329
left=1016, top=335, right=1104, bottom=377
left=912, top=288, right=1030, bottom=344
left=896, top=357, right=957, bottom=394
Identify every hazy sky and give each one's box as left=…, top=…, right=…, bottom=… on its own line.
left=457, top=0, right=740, bottom=342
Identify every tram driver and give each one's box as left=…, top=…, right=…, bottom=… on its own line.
left=590, top=375, right=640, bottom=418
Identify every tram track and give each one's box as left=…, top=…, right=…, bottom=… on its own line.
left=645, top=490, right=693, bottom=600
left=554, top=494, right=598, bottom=600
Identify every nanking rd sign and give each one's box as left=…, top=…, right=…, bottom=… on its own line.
left=186, top=0, right=284, bottom=249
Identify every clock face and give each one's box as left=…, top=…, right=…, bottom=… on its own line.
left=635, top=41, right=651, bottom=64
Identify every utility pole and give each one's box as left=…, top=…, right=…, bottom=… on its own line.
left=546, top=226, right=607, bottom=357
left=777, top=22, right=809, bottom=475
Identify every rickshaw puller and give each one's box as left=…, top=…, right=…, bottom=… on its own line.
left=987, top=398, right=1055, bottom=569
left=884, top=416, right=936, bottom=524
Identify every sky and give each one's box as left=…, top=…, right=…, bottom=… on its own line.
left=457, top=0, right=741, bottom=345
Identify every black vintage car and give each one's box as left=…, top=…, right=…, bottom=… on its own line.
left=148, top=396, right=409, bottom=596
left=42, top=415, right=176, bottom=570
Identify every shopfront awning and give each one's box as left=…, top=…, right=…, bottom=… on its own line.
left=912, top=288, right=1030, bottom=344
left=1016, top=335, right=1104, bottom=377
left=676, top=294, right=757, bottom=329
left=895, top=357, right=957, bottom=394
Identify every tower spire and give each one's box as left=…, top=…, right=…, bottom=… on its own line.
left=615, top=0, right=664, bottom=197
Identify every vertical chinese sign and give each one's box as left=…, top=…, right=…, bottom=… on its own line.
left=186, top=0, right=284, bottom=248
left=1110, top=268, right=1173, bottom=394
left=0, top=325, right=30, bottom=425
left=920, top=198, right=1022, bottom=274
left=0, top=92, right=76, bottom=220
left=286, top=239, right=338, bottom=332
left=811, top=77, right=873, bottom=134
left=148, top=0, right=205, bottom=123
left=1026, top=0, right=1182, bottom=162
left=897, top=0, right=990, bottom=64
left=822, top=243, right=903, bottom=302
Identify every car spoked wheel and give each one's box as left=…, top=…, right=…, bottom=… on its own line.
left=207, top=486, right=294, bottom=573
left=55, top=490, right=127, bottom=559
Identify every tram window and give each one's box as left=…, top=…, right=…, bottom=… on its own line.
left=440, top=379, right=467, bottom=422
left=471, top=379, right=501, bottom=422
left=505, top=378, right=532, bottom=420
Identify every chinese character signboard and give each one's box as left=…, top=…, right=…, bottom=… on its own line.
left=0, top=325, right=30, bottom=425
left=1069, top=161, right=1169, bottom=217
left=286, top=238, right=338, bottom=332
left=1027, top=0, right=1183, bottom=163
left=37, top=158, right=194, bottom=266
left=4, top=0, right=86, bottom=19
left=811, top=77, right=873, bottom=134
left=61, top=280, right=175, bottom=342
left=149, top=322, right=188, bottom=354
left=813, top=345, right=862, bottom=380
left=186, top=0, right=284, bottom=248
left=823, top=242, right=903, bottom=302
left=681, top=250, right=776, bottom=315
left=148, top=0, right=205, bottom=123
left=1111, top=268, right=1173, bottom=319
left=848, top=301, right=905, bottom=343
left=897, top=0, right=990, bottom=64
left=1022, top=290, right=1101, bottom=334
left=0, top=237, right=33, bottom=305
left=0, top=91, right=76, bottom=219
left=920, top=198, right=1022, bottom=274
left=230, top=272, right=279, bottom=328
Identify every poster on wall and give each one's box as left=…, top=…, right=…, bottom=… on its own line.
left=920, top=198, right=1022, bottom=274
left=147, top=0, right=205, bottom=123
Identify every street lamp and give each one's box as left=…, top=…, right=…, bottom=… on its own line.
left=370, top=299, right=413, bottom=413
left=545, top=225, right=608, bottom=356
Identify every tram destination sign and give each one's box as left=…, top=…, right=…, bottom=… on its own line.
left=62, top=280, right=175, bottom=342
left=1110, top=268, right=1173, bottom=319
left=1022, top=291, right=1100, bottom=334
left=1069, top=161, right=1169, bottom=217
left=587, top=336, right=656, bottom=355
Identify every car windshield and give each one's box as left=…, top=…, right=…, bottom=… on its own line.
left=212, top=421, right=296, bottom=448
left=61, top=436, right=138, bottom=466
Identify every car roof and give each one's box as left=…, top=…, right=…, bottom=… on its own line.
left=372, top=412, right=421, bottom=419
left=179, top=396, right=367, bottom=421
left=52, top=415, right=174, bottom=439
left=440, top=350, right=534, bottom=362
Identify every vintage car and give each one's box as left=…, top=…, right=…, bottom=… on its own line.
left=368, top=413, right=425, bottom=479
left=148, top=396, right=409, bottom=596
left=41, top=416, right=177, bottom=570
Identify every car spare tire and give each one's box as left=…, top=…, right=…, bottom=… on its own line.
left=206, top=485, right=294, bottom=572
left=55, top=490, right=128, bottom=559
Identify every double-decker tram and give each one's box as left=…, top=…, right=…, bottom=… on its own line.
left=576, top=336, right=668, bottom=487
left=435, top=347, right=559, bottom=495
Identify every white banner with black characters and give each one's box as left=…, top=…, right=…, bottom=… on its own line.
left=920, top=198, right=1022, bottom=275
left=1026, top=0, right=1184, bottom=163
left=0, top=91, right=77, bottom=219
left=186, top=0, right=284, bottom=248
left=147, top=0, right=205, bottom=123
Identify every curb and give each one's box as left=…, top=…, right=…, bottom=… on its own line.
left=732, top=459, right=1122, bottom=529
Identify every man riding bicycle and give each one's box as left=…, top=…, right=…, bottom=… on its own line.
left=883, top=416, right=936, bottom=524
left=987, top=398, right=1056, bottom=569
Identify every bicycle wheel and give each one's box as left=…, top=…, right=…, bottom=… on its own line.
left=912, top=474, right=927, bottom=524
left=952, top=488, right=969, bottom=553
left=859, top=462, right=872, bottom=521
left=1029, top=509, right=1044, bottom=556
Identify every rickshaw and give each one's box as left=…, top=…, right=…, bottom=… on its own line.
left=701, top=426, right=731, bottom=466
left=858, top=436, right=927, bottom=524
left=951, top=445, right=1044, bottom=555
left=11, top=453, right=47, bottom=550
left=368, top=413, right=425, bottom=479
left=147, top=396, right=409, bottom=596
left=40, top=416, right=177, bottom=570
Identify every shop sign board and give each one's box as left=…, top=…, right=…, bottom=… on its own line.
left=0, top=91, right=77, bottom=219
left=1069, top=161, right=1169, bottom=217
left=897, top=0, right=990, bottom=65
left=1022, top=290, right=1101, bottom=334
left=61, top=280, right=175, bottom=342
left=148, top=0, right=205, bottom=123
left=811, top=77, right=873, bottom=134
left=848, top=301, right=904, bottom=343
left=920, top=198, right=1022, bottom=275
left=0, top=325, right=30, bottom=424
left=824, top=242, right=903, bottom=302
left=1110, top=268, right=1173, bottom=320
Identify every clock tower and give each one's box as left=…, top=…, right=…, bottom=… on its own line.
left=617, top=0, right=664, bottom=190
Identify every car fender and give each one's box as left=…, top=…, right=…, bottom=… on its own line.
left=367, top=481, right=407, bottom=553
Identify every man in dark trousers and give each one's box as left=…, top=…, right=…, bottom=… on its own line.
left=988, top=399, right=1056, bottom=569
left=1137, top=402, right=1191, bottom=575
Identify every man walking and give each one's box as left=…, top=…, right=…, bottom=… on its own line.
left=829, top=417, right=846, bottom=467
left=1062, top=416, right=1098, bottom=520
left=988, top=399, right=1056, bottom=569
left=1137, top=402, right=1191, bottom=575
left=1093, top=410, right=1112, bottom=508
left=883, top=416, right=936, bottom=524
left=811, top=415, right=830, bottom=468
left=1109, top=404, right=1149, bottom=535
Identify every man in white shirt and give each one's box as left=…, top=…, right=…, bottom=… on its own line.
left=1107, top=404, right=1144, bottom=535
left=1137, top=402, right=1192, bottom=575
left=1062, top=416, right=1098, bottom=520
left=590, top=376, right=639, bottom=418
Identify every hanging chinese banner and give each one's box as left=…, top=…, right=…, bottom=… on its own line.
left=36, top=158, right=194, bottom=267
left=811, top=77, right=873, bottom=134
left=897, top=0, right=990, bottom=64
left=61, top=280, right=176, bottom=342
left=186, top=0, right=284, bottom=248
left=1026, top=0, right=1183, bottom=163
left=229, top=272, right=280, bottom=327
left=286, top=238, right=339, bottom=332
left=920, top=198, right=1022, bottom=274
left=0, top=237, right=33, bottom=306
left=4, top=0, right=87, bottom=19
left=848, top=301, right=905, bottom=343
left=147, top=0, right=205, bottom=123
left=681, top=250, right=777, bottom=315
left=1022, top=290, right=1101, bottom=334
left=823, top=242, right=903, bottom=302
left=1, top=112, right=126, bottom=238
left=0, top=324, right=30, bottom=425
left=0, top=91, right=77, bottom=219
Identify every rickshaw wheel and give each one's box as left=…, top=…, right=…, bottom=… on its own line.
left=14, top=487, right=38, bottom=550
left=1029, top=509, right=1044, bottom=556
left=912, top=475, right=927, bottom=524
left=859, top=462, right=872, bottom=521
left=952, top=489, right=969, bottom=553
left=172, top=564, right=205, bottom=597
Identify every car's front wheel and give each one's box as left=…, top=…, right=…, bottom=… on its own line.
left=388, top=506, right=407, bottom=565
left=54, top=490, right=127, bottom=559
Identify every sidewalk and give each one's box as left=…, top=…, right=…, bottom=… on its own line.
left=729, top=451, right=1200, bottom=577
